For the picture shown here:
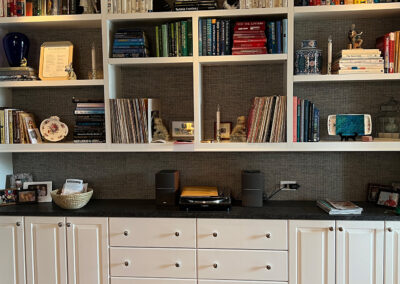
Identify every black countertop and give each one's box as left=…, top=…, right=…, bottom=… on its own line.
left=0, top=200, right=399, bottom=220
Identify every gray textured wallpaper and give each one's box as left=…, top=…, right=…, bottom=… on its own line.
left=12, top=152, right=400, bottom=201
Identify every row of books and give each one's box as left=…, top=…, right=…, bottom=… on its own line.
left=112, top=29, right=149, bottom=58
left=155, top=20, right=193, bottom=57
left=174, top=0, right=217, bottom=11
left=293, top=96, right=320, bottom=143
left=317, top=200, right=363, bottom=215
left=295, top=0, right=399, bottom=5
left=247, top=96, right=287, bottom=143
left=239, top=0, right=288, bottom=8
left=0, top=0, right=99, bottom=16
left=109, top=98, right=160, bottom=144
left=376, top=32, right=400, bottom=73
left=73, top=98, right=105, bottom=143
left=332, top=49, right=384, bottom=74
left=0, top=67, right=38, bottom=81
left=0, top=109, right=41, bottom=144
left=107, top=0, right=151, bottom=13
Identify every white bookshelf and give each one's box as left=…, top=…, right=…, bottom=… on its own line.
left=0, top=2, right=399, bottom=153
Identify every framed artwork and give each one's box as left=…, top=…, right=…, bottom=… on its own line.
left=172, top=121, right=194, bottom=138
left=214, top=122, right=232, bottom=140
left=39, top=41, right=73, bottom=80
left=367, top=183, right=392, bottom=203
left=17, top=189, right=38, bottom=204
left=377, top=190, right=399, bottom=208
left=23, top=181, right=52, bottom=202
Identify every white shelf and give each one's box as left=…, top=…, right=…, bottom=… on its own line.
left=0, top=80, right=104, bottom=88
left=108, top=57, right=194, bottom=66
left=293, top=74, right=400, bottom=83
left=198, top=54, right=287, bottom=65
left=0, top=14, right=102, bottom=28
left=196, top=7, right=288, bottom=18
left=294, top=3, right=400, bottom=19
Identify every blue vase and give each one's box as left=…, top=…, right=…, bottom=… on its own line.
left=3, top=33, right=30, bottom=67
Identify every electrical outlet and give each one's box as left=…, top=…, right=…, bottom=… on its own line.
left=281, top=181, right=297, bottom=191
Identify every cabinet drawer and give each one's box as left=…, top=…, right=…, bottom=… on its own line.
left=109, top=218, right=196, bottom=248
left=112, top=277, right=196, bottom=284
left=198, top=249, right=288, bottom=281
left=199, top=281, right=287, bottom=284
left=110, top=247, right=196, bottom=278
left=197, top=219, right=287, bottom=250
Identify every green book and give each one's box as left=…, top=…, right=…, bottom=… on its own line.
left=176, top=22, right=180, bottom=57
left=171, top=22, right=175, bottom=57
left=181, top=20, right=188, bottom=57
left=187, top=18, right=192, bottom=56
left=162, top=24, right=168, bottom=57
left=155, top=26, right=160, bottom=57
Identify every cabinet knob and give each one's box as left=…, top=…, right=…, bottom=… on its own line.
left=175, top=262, right=181, bottom=268
left=123, top=230, right=129, bottom=236
left=58, top=222, right=63, bottom=228
left=175, top=231, right=180, bottom=237
left=16, top=221, right=21, bottom=227
left=266, top=265, right=272, bottom=270
left=66, top=223, right=71, bottom=228
left=388, top=228, right=393, bottom=232
left=329, top=227, right=334, bottom=231
left=266, top=233, right=271, bottom=238
left=213, top=263, right=218, bottom=269
left=339, top=227, right=343, bottom=232
left=212, top=232, right=218, bottom=238
left=124, top=261, right=130, bottom=267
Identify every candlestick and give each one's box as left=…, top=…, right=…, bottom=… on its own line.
left=327, top=35, right=332, bottom=75
left=91, top=42, right=96, bottom=79
left=216, top=104, right=221, bottom=142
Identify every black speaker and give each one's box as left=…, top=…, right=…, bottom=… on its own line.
left=155, top=170, right=180, bottom=206
left=241, top=170, right=264, bottom=207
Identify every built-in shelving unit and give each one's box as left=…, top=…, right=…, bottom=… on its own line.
left=0, top=2, right=400, bottom=153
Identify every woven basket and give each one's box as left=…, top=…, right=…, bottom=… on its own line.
left=51, top=189, right=93, bottom=210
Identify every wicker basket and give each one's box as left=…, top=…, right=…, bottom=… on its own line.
left=51, top=189, right=93, bottom=210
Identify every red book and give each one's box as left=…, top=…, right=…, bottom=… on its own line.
left=315, top=0, right=321, bottom=4
left=376, top=34, right=390, bottom=73
left=233, top=38, right=267, bottom=44
left=309, top=0, right=314, bottom=5
left=293, top=96, right=297, bottom=143
left=234, top=26, right=265, bottom=32
left=233, top=42, right=266, bottom=48
left=235, top=21, right=265, bottom=28
left=12, top=0, right=16, bottom=16
left=389, top=32, right=395, bottom=74
left=232, top=48, right=267, bottom=55
left=233, top=33, right=266, bottom=38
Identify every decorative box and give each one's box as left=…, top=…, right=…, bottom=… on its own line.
left=295, top=40, right=322, bottom=75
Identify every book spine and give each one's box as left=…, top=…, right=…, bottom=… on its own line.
left=225, top=19, right=231, bottom=55
left=216, top=20, right=220, bottom=56
left=385, top=34, right=390, bottom=73
left=211, top=18, right=217, bottom=56
left=293, top=96, right=297, bottom=142
left=276, top=20, right=282, bottom=54
left=162, top=24, right=168, bottom=57
left=308, top=103, right=314, bottom=142
left=202, top=19, right=207, bottom=56
left=304, top=100, right=309, bottom=142
left=297, top=99, right=300, bottom=142
left=155, top=26, right=160, bottom=57
left=220, top=20, right=225, bottom=55
left=389, top=32, right=395, bottom=73
left=187, top=19, right=192, bottom=56
left=199, top=19, right=203, bottom=56
left=206, top=18, right=212, bottom=56
left=182, top=20, right=188, bottom=56
left=313, top=107, right=320, bottom=142
left=267, top=22, right=273, bottom=54
left=282, top=19, right=288, bottom=54
left=176, top=21, right=181, bottom=57
left=300, top=100, right=304, bottom=142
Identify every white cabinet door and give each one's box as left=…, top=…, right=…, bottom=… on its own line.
left=111, top=278, right=196, bottom=284
left=66, top=217, right=109, bottom=284
left=336, top=221, right=384, bottom=284
left=289, top=220, right=335, bottom=284
left=25, top=217, right=68, bottom=284
left=385, top=221, right=400, bottom=284
left=0, top=216, right=25, bottom=284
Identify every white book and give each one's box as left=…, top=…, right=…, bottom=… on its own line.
left=117, top=0, right=122, bottom=13
left=130, top=0, right=136, bottom=12
left=239, top=0, right=245, bottom=9
left=246, top=0, right=251, bottom=9
left=0, top=0, right=4, bottom=17
left=126, top=0, right=131, bottom=13
left=337, top=68, right=384, bottom=74
left=122, top=0, right=127, bottom=13
left=140, top=0, right=145, bottom=12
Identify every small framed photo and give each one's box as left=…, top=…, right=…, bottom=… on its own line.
left=171, top=121, right=194, bottom=138
left=214, top=122, right=232, bottom=140
left=23, top=181, right=52, bottom=202
left=377, top=190, right=399, bottom=208
left=367, top=183, right=392, bottom=203
left=0, top=190, right=17, bottom=206
left=17, top=189, right=38, bottom=204
left=392, top=182, right=400, bottom=191
left=8, top=173, right=33, bottom=190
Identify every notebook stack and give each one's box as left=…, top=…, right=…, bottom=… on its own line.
left=332, top=49, right=384, bottom=74
left=232, top=21, right=267, bottom=55
left=0, top=67, right=38, bottom=81
left=317, top=200, right=363, bottom=215
left=112, top=29, right=149, bottom=58
left=73, top=99, right=105, bottom=143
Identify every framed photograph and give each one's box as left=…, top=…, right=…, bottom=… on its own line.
left=171, top=121, right=194, bottom=138
left=0, top=190, right=17, bottom=206
left=8, top=173, right=33, bottom=190
left=214, top=122, right=232, bottom=140
left=23, top=181, right=52, bottom=202
left=367, top=183, right=392, bottom=203
left=377, top=190, right=399, bottom=208
left=39, top=41, right=74, bottom=81
left=17, top=189, right=38, bottom=204
left=392, top=182, right=400, bottom=191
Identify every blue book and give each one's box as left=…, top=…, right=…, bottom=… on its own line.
left=282, top=19, right=288, bottom=54
left=211, top=19, right=217, bottom=56
left=304, top=100, right=309, bottom=143
left=220, top=20, right=225, bottom=55
left=202, top=19, right=207, bottom=56
left=114, top=38, right=145, bottom=43
left=300, top=99, right=304, bottom=142
left=199, top=19, right=203, bottom=56
left=267, top=22, right=274, bottom=54
left=113, top=42, right=145, bottom=47
left=206, top=19, right=212, bottom=56
left=297, top=99, right=301, bottom=142
left=313, top=107, right=320, bottom=142
left=276, top=21, right=282, bottom=54
left=225, top=20, right=231, bottom=55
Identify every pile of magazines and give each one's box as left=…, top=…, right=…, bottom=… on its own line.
left=317, top=200, right=363, bottom=215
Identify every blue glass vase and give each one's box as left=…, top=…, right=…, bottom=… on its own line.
left=3, top=33, right=29, bottom=67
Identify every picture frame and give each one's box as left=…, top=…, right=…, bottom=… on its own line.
left=39, top=41, right=74, bottom=81
left=8, top=173, right=33, bottom=190
left=17, top=189, right=38, bottom=204
left=214, top=122, right=232, bottom=140
left=23, top=181, right=52, bottom=202
left=392, top=182, right=400, bottom=191
left=377, top=190, right=399, bottom=208
left=367, top=183, right=392, bottom=203
left=0, top=190, right=17, bottom=206
left=171, top=121, right=194, bottom=138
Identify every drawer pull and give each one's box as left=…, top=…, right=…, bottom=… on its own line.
left=213, top=263, right=218, bottom=269
left=58, top=222, right=63, bottom=228
left=123, top=230, right=129, bottom=236
left=266, top=233, right=271, bottom=238
left=124, top=261, right=130, bottom=267
left=266, top=265, right=272, bottom=270
left=388, top=228, right=393, bottom=232
left=339, top=227, right=343, bottom=232
left=175, top=262, right=181, bottom=268
left=16, top=222, right=21, bottom=227
left=66, top=223, right=71, bottom=228
left=175, top=231, right=180, bottom=237
left=329, top=227, right=334, bottom=231
left=212, top=232, right=218, bottom=238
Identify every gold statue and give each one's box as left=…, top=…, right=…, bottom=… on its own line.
left=65, top=63, right=77, bottom=80
left=152, top=117, right=170, bottom=141
left=348, top=24, right=363, bottom=49
left=231, top=116, right=247, bottom=142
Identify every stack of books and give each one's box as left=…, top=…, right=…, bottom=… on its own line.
left=376, top=32, right=400, bottom=73
left=0, top=109, right=41, bottom=144
left=246, top=96, right=287, bottom=143
left=73, top=98, right=105, bottom=143
left=232, top=21, right=267, bottom=56
left=266, top=20, right=288, bottom=54
left=174, top=0, right=198, bottom=11
left=0, top=67, right=38, bottom=81
left=108, top=0, right=152, bottom=13
left=109, top=98, right=160, bottom=144
left=332, top=49, right=384, bottom=74
left=112, top=29, right=149, bottom=58
left=198, top=0, right=217, bottom=10
left=198, top=19, right=232, bottom=56
left=317, top=200, right=363, bottom=215
left=240, top=0, right=288, bottom=8
left=293, top=96, right=320, bottom=143
left=155, top=20, right=193, bottom=57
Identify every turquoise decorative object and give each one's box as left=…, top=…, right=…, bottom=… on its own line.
left=327, top=114, right=372, bottom=141
left=295, top=40, right=322, bottom=75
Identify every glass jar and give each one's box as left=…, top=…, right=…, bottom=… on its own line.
left=295, top=40, right=322, bottom=75
left=377, top=97, right=400, bottom=140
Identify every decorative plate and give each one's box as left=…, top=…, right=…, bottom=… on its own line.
left=40, top=116, right=68, bottom=142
